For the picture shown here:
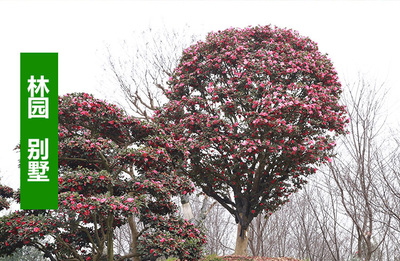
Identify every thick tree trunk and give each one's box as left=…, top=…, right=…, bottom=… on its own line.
left=234, top=222, right=249, bottom=256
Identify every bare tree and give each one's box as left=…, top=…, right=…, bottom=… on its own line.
left=304, top=175, right=354, bottom=261
left=372, top=134, right=400, bottom=259
left=247, top=190, right=335, bottom=260
left=248, top=214, right=269, bottom=256
left=328, top=77, right=393, bottom=261
left=113, top=223, right=134, bottom=259
left=103, top=26, right=199, bottom=120
left=201, top=199, right=236, bottom=256
left=248, top=205, right=292, bottom=257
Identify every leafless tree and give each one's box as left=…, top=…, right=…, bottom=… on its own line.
left=329, top=78, right=392, bottom=261
left=201, top=199, right=236, bottom=256
left=247, top=189, right=335, bottom=260
left=102, top=26, right=199, bottom=120
left=248, top=204, right=293, bottom=257
left=372, top=133, right=400, bottom=259
left=113, top=223, right=133, bottom=258
left=303, top=174, right=354, bottom=261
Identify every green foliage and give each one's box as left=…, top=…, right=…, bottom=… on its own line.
left=202, top=254, right=225, bottom=261
left=165, top=258, right=179, bottom=261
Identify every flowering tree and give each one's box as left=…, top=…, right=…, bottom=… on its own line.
left=0, top=93, right=205, bottom=261
left=153, top=25, right=348, bottom=255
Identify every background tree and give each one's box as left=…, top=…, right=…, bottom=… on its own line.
left=195, top=198, right=235, bottom=256
left=327, top=79, right=393, bottom=261
left=248, top=208, right=292, bottom=257
left=374, top=140, right=400, bottom=258
left=153, top=25, right=348, bottom=255
left=0, top=93, right=205, bottom=261
left=104, top=26, right=199, bottom=121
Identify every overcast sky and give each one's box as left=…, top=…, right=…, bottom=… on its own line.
left=1, top=1, right=399, bottom=190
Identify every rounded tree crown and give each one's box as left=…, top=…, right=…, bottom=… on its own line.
left=154, top=25, right=348, bottom=215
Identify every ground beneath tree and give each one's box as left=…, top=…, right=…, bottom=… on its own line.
left=220, top=256, right=302, bottom=261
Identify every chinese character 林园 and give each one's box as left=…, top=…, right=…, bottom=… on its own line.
left=27, top=75, right=49, bottom=119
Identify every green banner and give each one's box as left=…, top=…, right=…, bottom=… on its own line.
left=20, top=53, right=58, bottom=209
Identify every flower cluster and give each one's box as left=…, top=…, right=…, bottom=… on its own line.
left=58, top=93, right=152, bottom=146
left=0, top=212, right=57, bottom=257
left=59, top=192, right=139, bottom=219
left=58, top=169, right=112, bottom=196
left=121, top=146, right=195, bottom=197
left=154, top=25, right=348, bottom=230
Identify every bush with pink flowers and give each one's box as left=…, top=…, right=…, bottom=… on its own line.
left=0, top=93, right=205, bottom=260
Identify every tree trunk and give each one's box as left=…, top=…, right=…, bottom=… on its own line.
left=181, top=194, right=195, bottom=221
left=128, top=216, right=141, bottom=261
left=107, top=215, right=114, bottom=261
left=234, top=222, right=249, bottom=256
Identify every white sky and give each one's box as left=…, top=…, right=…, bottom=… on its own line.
left=1, top=1, right=399, bottom=190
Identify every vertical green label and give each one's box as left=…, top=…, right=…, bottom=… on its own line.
left=20, top=53, right=58, bottom=209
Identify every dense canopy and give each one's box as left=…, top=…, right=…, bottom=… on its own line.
left=153, top=25, right=348, bottom=242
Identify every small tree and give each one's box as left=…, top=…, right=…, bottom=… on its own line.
left=0, top=93, right=205, bottom=261
left=153, top=25, right=348, bottom=255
